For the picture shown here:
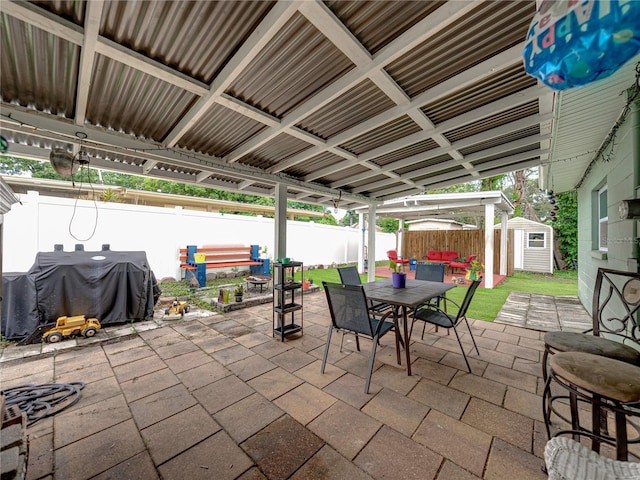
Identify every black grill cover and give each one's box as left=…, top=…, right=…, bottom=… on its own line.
left=1, top=250, right=160, bottom=340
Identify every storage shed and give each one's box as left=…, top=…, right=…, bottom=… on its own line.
left=495, top=218, right=553, bottom=274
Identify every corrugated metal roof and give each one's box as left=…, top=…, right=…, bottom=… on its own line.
left=296, top=79, right=395, bottom=140
left=236, top=133, right=313, bottom=170
left=0, top=0, right=565, bottom=207
left=0, top=13, right=79, bottom=117
left=177, top=103, right=267, bottom=158
left=544, top=54, right=640, bottom=193
left=458, top=126, right=541, bottom=156
left=338, top=115, right=421, bottom=156
left=281, top=151, right=343, bottom=178
left=227, top=12, right=354, bottom=118
left=470, top=145, right=540, bottom=166
left=386, top=1, right=535, bottom=98
left=316, top=164, right=373, bottom=186
left=443, top=100, right=539, bottom=143
left=325, top=0, right=444, bottom=54
left=100, top=1, right=274, bottom=83
left=31, top=1, right=83, bottom=25
left=87, top=55, right=197, bottom=141
left=370, top=139, right=440, bottom=167
left=422, top=64, right=536, bottom=124
left=394, top=154, right=453, bottom=176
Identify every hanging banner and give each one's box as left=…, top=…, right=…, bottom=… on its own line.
left=523, top=0, right=640, bottom=90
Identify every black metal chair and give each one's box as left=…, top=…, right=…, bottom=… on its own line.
left=411, top=263, right=447, bottom=339
left=322, top=282, right=399, bottom=393
left=411, top=277, right=482, bottom=372
left=415, top=263, right=446, bottom=283
left=337, top=266, right=392, bottom=317
left=542, top=268, right=640, bottom=459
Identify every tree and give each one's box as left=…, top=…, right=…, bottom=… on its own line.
left=0, top=156, right=327, bottom=220
left=377, top=218, right=399, bottom=234
left=551, top=191, right=578, bottom=269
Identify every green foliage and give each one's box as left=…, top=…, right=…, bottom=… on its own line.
left=316, top=214, right=338, bottom=225
left=0, top=156, right=327, bottom=221
left=377, top=217, right=399, bottom=233
left=551, top=191, right=578, bottom=267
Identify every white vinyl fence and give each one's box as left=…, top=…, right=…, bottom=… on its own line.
left=3, top=191, right=396, bottom=279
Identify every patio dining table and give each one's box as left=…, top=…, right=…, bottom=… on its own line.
left=363, top=278, right=456, bottom=376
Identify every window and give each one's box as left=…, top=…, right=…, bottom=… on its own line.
left=598, top=186, right=608, bottom=251
left=528, top=232, right=546, bottom=248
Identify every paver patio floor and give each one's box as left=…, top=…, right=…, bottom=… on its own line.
left=1, top=291, right=634, bottom=479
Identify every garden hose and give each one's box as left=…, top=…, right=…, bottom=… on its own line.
left=1, top=382, right=85, bottom=426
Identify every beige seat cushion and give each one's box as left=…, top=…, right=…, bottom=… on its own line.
left=544, top=332, right=640, bottom=366
left=550, top=352, right=640, bottom=403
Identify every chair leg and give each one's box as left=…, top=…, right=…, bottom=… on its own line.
left=542, top=348, right=550, bottom=381
left=321, top=327, right=334, bottom=374
left=542, top=373, right=553, bottom=439
left=452, top=326, right=472, bottom=373
left=463, top=317, right=479, bottom=355
left=421, top=321, right=427, bottom=340
left=365, top=334, right=379, bottom=394
left=393, top=324, right=401, bottom=365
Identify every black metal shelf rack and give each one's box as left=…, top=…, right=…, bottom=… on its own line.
left=272, top=261, right=303, bottom=341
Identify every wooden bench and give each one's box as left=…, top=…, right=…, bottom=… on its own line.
left=179, top=244, right=269, bottom=287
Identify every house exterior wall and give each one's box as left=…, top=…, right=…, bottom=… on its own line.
left=2, top=192, right=396, bottom=279
left=576, top=96, right=639, bottom=316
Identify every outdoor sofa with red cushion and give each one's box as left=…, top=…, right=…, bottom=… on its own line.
left=426, top=250, right=458, bottom=264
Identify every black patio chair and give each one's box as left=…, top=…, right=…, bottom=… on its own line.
left=322, top=282, right=399, bottom=393
left=337, top=266, right=392, bottom=317
left=411, top=277, right=482, bottom=372
left=411, top=263, right=446, bottom=338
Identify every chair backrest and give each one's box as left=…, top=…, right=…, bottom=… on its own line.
left=323, top=282, right=375, bottom=336
left=466, top=254, right=477, bottom=264
left=387, top=249, right=399, bottom=261
left=592, top=268, right=640, bottom=346
left=338, top=266, right=362, bottom=286
left=457, top=277, right=482, bottom=320
left=415, top=263, right=445, bottom=282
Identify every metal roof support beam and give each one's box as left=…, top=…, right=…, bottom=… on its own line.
left=75, top=1, right=103, bottom=126
left=0, top=105, right=373, bottom=206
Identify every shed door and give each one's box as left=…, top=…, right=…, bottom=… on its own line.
left=514, top=229, right=524, bottom=269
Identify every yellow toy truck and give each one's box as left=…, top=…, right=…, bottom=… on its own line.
left=43, top=315, right=101, bottom=343
left=165, top=299, right=190, bottom=316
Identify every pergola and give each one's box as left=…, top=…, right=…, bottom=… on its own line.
left=0, top=1, right=552, bottom=266
left=356, top=192, right=515, bottom=288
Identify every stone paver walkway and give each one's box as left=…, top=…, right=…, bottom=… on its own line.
left=494, top=292, right=591, bottom=332
left=2, top=291, right=631, bottom=480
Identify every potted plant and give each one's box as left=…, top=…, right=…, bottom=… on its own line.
left=465, top=259, right=484, bottom=281
left=390, top=260, right=406, bottom=288
left=234, top=284, right=244, bottom=302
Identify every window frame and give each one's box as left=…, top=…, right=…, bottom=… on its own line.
left=527, top=231, right=546, bottom=249
left=598, top=185, right=608, bottom=252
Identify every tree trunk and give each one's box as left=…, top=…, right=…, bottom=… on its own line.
left=553, top=237, right=566, bottom=270
left=513, top=170, right=526, bottom=216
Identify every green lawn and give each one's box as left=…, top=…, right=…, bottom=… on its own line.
left=161, top=267, right=578, bottom=322
left=297, top=268, right=578, bottom=321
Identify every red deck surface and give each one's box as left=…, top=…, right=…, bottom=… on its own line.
left=370, top=264, right=506, bottom=288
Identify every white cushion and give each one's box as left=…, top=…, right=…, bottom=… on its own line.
left=545, top=437, right=640, bottom=480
